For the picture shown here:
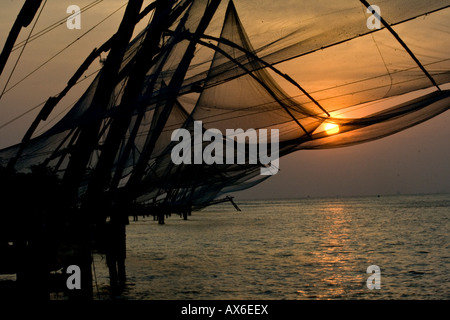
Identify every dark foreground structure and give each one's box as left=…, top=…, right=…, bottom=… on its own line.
left=0, top=0, right=449, bottom=299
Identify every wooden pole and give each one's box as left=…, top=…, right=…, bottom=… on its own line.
left=125, top=0, right=223, bottom=199
left=60, top=0, right=144, bottom=299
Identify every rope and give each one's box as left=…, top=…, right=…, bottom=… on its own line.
left=11, top=0, right=104, bottom=52
left=359, top=4, right=394, bottom=98
left=359, top=0, right=441, bottom=91
left=1, top=2, right=128, bottom=97
left=0, top=68, right=101, bottom=132
left=0, top=100, right=45, bottom=131
left=0, top=0, right=48, bottom=102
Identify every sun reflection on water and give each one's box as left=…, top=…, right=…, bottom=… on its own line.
left=297, top=204, right=357, bottom=299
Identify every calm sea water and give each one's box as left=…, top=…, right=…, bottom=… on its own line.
left=87, top=194, right=449, bottom=300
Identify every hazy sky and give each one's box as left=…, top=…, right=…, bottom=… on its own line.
left=0, top=0, right=449, bottom=199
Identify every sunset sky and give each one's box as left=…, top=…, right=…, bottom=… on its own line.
left=0, top=0, right=449, bottom=199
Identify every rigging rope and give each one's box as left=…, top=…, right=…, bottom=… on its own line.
left=358, top=3, right=394, bottom=99
left=1, top=2, right=128, bottom=97
left=0, top=0, right=48, bottom=102
left=0, top=67, right=101, bottom=133
left=11, top=0, right=104, bottom=53
left=360, top=0, right=440, bottom=91
left=270, top=4, right=450, bottom=70
left=0, top=101, right=45, bottom=131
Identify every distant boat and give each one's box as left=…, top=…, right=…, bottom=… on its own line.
left=0, top=0, right=448, bottom=298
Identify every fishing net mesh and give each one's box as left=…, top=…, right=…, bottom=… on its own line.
left=0, top=0, right=449, bottom=207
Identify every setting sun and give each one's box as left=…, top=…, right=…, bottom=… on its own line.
left=324, top=123, right=340, bottom=135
